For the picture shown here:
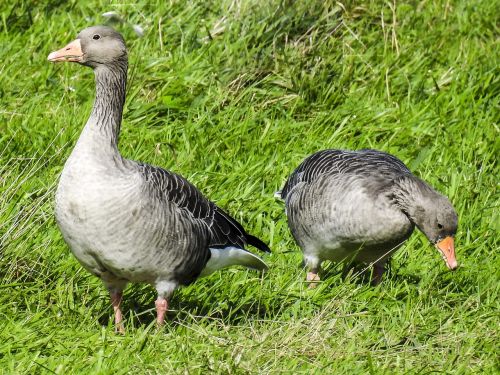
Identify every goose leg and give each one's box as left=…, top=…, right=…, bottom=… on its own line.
left=104, top=280, right=127, bottom=333
left=109, top=289, right=125, bottom=334
left=371, top=263, right=385, bottom=285
left=155, top=280, right=178, bottom=326
left=307, top=269, right=321, bottom=288
left=155, top=297, right=168, bottom=325
left=304, top=254, right=321, bottom=288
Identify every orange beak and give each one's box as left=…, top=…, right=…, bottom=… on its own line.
left=436, top=236, right=458, bottom=270
left=47, top=39, right=83, bottom=63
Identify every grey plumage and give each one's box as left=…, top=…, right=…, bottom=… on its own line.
left=279, top=149, right=458, bottom=285
left=49, top=26, right=269, bottom=329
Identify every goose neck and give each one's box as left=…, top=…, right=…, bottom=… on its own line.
left=86, top=62, right=127, bottom=147
left=392, top=174, right=432, bottom=221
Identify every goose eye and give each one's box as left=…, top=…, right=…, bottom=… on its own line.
left=93, top=34, right=101, bottom=40
left=437, top=223, right=443, bottom=229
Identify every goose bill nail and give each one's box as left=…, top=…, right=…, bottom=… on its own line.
left=48, top=39, right=83, bottom=62
left=436, top=236, right=457, bottom=270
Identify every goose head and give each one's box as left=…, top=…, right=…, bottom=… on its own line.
left=412, top=194, right=458, bottom=270
left=395, top=176, right=459, bottom=270
left=48, top=25, right=127, bottom=68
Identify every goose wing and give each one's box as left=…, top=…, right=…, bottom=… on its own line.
left=280, top=149, right=411, bottom=199
left=138, top=163, right=270, bottom=252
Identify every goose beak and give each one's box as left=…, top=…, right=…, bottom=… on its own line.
left=48, top=39, right=83, bottom=63
left=436, top=236, right=458, bottom=270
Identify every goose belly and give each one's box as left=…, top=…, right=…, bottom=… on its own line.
left=55, top=172, right=208, bottom=283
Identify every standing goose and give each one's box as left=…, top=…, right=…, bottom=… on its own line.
left=277, top=149, right=458, bottom=286
left=48, top=26, right=270, bottom=331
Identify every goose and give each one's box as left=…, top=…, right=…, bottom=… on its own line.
left=47, top=26, right=270, bottom=332
left=276, top=149, right=458, bottom=286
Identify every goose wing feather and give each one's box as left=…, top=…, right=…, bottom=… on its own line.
left=280, top=149, right=411, bottom=199
left=137, top=163, right=269, bottom=252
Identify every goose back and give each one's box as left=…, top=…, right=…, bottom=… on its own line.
left=280, top=149, right=411, bottom=200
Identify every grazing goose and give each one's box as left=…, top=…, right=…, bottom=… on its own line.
left=276, top=149, right=458, bottom=286
left=48, top=26, right=270, bottom=331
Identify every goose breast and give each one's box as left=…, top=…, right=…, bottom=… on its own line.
left=55, top=159, right=210, bottom=285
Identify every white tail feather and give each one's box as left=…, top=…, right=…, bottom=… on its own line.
left=200, top=247, right=268, bottom=277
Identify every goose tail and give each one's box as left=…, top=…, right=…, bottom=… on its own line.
left=200, top=247, right=268, bottom=277
left=246, top=234, right=271, bottom=253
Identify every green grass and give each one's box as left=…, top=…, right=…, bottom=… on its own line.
left=0, top=0, right=498, bottom=373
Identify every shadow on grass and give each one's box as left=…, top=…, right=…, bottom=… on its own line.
left=93, top=260, right=425, bottom=330
left=96, top=285, right=281, bottom=329
left=316, top=260, right=422, bottom=287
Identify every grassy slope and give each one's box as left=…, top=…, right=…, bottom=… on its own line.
left=0, top=0, right=498, bottom=373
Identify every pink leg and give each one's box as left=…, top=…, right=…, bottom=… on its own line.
left=307, top=271, right=321, bottom=289
left=110, top=290, right=125, bottom=334
left=155, top=297, right=168, bottom=325
left=372, top=263, right=385, bottom=285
